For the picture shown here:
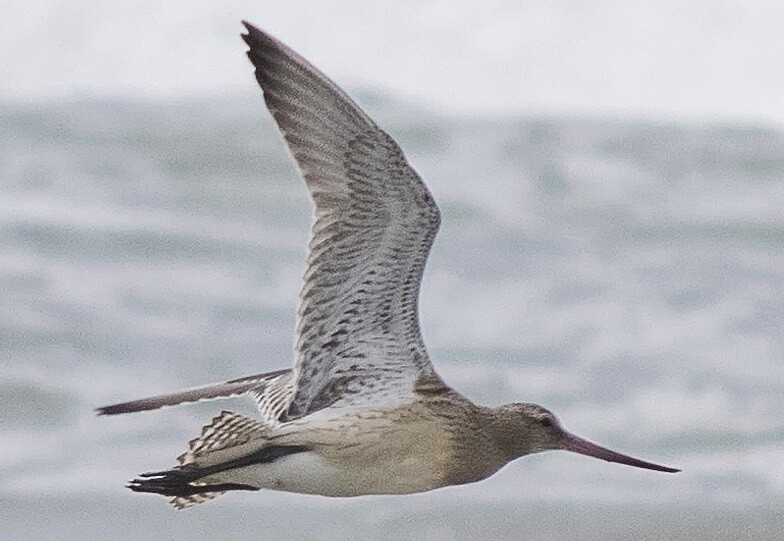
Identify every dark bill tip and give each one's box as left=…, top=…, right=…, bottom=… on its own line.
left=563, top=433, right=680, bottom=473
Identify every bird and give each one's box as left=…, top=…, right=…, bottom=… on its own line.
left=98, top=21, right=679, bottom=510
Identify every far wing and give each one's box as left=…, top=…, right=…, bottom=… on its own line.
left=96, top=369, right=293, bottom=423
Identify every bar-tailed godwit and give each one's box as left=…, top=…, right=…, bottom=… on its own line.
left=99, top=21, right=679, bottom=509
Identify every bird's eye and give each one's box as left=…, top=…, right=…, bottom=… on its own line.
left=538, top=417, right=554, bottom=428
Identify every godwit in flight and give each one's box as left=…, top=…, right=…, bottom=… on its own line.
left=98, top=21, right=679, bottom=509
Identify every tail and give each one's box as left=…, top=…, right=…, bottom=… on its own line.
left=127, top=410, right=308, bottom=509
left=96, top=369, right=292, bottom=416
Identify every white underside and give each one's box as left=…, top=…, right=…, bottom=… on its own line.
left=202, top=449, right=437, bottom=497
left=195, top=406, right=451, bottom=497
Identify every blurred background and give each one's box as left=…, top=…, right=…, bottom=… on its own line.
left=2, top=1, right=783, bottom=539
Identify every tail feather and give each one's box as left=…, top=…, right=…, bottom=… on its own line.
left=129, top=410, right=272, bottom=509
left=170, top=491, right=225, bottom=510
left=178, top=410, right=268, bottom=466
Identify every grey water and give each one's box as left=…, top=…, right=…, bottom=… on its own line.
left=2, top=95, right=783, bottom=539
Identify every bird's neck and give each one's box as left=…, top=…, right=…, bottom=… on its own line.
left=487, top=407, right=539, bottom=462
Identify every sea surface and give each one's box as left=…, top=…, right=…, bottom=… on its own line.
left=2, top=96, right=783, bottom=539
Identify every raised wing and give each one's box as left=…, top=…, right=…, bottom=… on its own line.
left=242, top=23, right=441, bottom=418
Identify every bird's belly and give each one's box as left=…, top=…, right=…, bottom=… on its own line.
left=213, top=449, right=441, bottom=497
left=200, top=406, right=456, bottom=496
left=204, top=410, right=453, bottom=497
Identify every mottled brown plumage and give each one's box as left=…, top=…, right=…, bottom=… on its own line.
left=101, top=22, right=679, bottom=509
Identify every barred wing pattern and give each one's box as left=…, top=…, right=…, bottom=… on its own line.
left=243, top=23, right=441, bottom=419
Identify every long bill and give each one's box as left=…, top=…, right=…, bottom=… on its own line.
left=562, top=433, right=680, bottom=473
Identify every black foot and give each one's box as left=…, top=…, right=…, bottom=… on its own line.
left=127, top=466, right=257, bottom=497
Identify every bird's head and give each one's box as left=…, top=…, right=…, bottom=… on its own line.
left=492, top=403, right=680, bottom=473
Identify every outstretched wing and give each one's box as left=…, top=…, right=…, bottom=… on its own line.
left=243, top=23, right=441, bottom=419
left=97, top=369, right=293, bottom=423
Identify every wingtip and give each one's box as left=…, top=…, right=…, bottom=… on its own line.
left=94, top=403, right=129, bottom=416
left=240, top=21, right=290, bottom=54
left=240, top=21, right=251, bottom=45
left=241, top=21, right=265, bottom=42
left=95, top=405, right=115, bottom=416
